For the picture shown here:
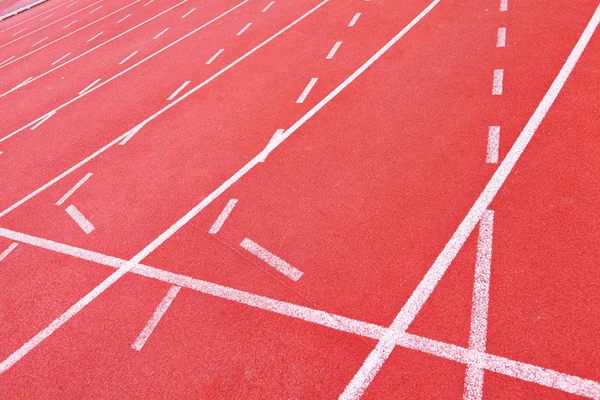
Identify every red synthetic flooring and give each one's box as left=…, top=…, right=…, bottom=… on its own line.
left=0, top=0, right=599, bottom=398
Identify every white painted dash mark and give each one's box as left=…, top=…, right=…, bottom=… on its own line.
left=39, top=13, right=54, bottom=21
left=496, top=27, right=506, bottom=47
left=500, top=0, right=507, bottom=12
left=296, top=77, right=317, bottom=103
left=492, top=69, right=503, bottom=95
left=31, top=37, right=48, bottom=47
left=119, top=50, right=138, bottom=65
left=0, top=243, right=18, bottom=262
left=209, top=199, right=238, bottom=234
left=486, top=126, right=500, bottom=164
left=0, top=56, right=15, bottom=66
left=56, top=173, right=93, bottom=206
left=237, top=22, right=252, bottom=36
left=262, top=1, right=275, bottom=12
left=181, top=7, right=195, bottom=18
left=348, top=12, right=361, bottom=27
left=8, top=77, right=32, bottom=93
left=79, top=78, right=101, bottom=95
left=326, top=41, right=342, bottom=59
left=143, top=0, right=153, bottom=6
left=119, top=121, right=147, bottom=145
left=258, top=128, right=285, bottom=162
left=30, top=111, right=56, bottom=131
left=89, top=5, right=103, bottom=14
left=131, top=285, right=180, bottom=351
left=52, top=52, right=71, bottom=65
left=87, top=31, right=103, bottom=43
left=167, top=80, right=190, bottom=100
left=153, top=28, right=168, bottom=40
left=66, top=0, right=78, bottom=7
left=117, top=14, right=131, bottom=23
left=63, top=20, right=77, bottom=29
left=206, top=48, right=223, bottom=64
left=65, top=205, right=94, bottom=234
left=240, top=238, right=303, bottom=281
left=12, top=27, right=27, bottom=36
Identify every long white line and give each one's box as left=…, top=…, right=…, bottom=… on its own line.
left=486, top=126, right=500, bottom=164
left=500, top=0, right=507, bottom=12
left=208, top=199, right=238, bottom=234
left=326, top=41, right=342, bottom=59
left=348, top=12, right=360, bottom=27
left=119, top=50, right=138, bottom=65
left=65, top=205, right=95, bottom=234
left=496, top=27, right=506, bottom=47
left=262, top=0, right=275, bottom=12
left=240, top=238, right=304, bottom=281
left=492, top=69, right=503, bottom=95
left=86, top=31, right=103, bottom=42
left=63, top=20, right=77, bottom=28
left=117, top=14, right=131, bottom=23
left=131, top=285, right=180, bottom=350
left=89, top=5, right=103, bottom=13
left=51, top=52, right=71, bottom=65
left=296, top=77, right=318, bottom=103
left=181, top=7, right=195, bottom=18
left=236, top=22, right=252, bottom=36
left=340, top=4, right=600, bottom=398
left=55, top=173, right=93, bottom=206
left=78, top=78, right=102, bottom=95
left=0, top=242, right=18, bottom=262
left=464, top=210, right=494, bottom=400
left=167, top=80, right=190, bottom=100
left=153, top=27, right=169, bottom=39
left=206, top=48, right=224, bottom=64
left=31, top=37, right=48, bottom=46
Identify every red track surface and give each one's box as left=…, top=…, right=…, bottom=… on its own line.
left=0, top=0, right=599, bottom=398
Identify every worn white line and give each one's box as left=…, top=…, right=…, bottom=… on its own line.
left=500, top=0, right=507, bottom=12
left=78, top=78, right=101, bottom=95
left=167, top=80, right=190, bottom=100
left=65, top=205, right=94, bottom=234
left=66, top=0, right=78, bottom=7
left=181, top=7, right=195, bottom=18
left=119, top=50, right=137, bottom=65
left=117, top=14, right=131, bottom=23
left=262, top=0, right=275, bottom=12
left=0, top=56, right=15, bottom=66
left=464, top=210, right=494, bottom=400
left=348, top=12, right=361, bottom=27
left=31, top=37, right=48, bottom=46
left=497, top=27, right=506, bottom=47
left=89, top=5, right=103, bottom=13
left=240, top=238, right=303, bottom=281
left=51, top=52, right=71, bottom=65
left=153, top=27, right=168, bottom=39
left=30, top=111, right=55, bottom=131
left=0, top=243, right=18, bottom=262
left=326, top=41, right=342, bottom=59
left=340, top=4, right=600, bottom=399
left=208, top=199, right=238, bottom=234
left=132, top=285, right=180, bottom=351
left=55, top=173, right=93, bottom=206
left=296, top=77, right=318, bottom=103
left=258, top=128, right=285, bottom=162
left=86, top=31, right=103, bottom=42
left=206, top=48, right=224, bottom=64
left=486, top=126, right=500, bottom=164
left=11, top=27, right=27, bottom=36
left=492, top=69, right=503, bottom=95
left=143, top=0, right=153, bottom=6
left=63, top=19, right=77, bottom=28
left=236, top=22, right=252, bottom=36
left=39, top=13, right=54, bottom=21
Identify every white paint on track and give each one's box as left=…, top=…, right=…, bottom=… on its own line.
left=63, top=20, right=77, bottom=28
left=65, top=205, right=94, bottom=234
left=326, top=41, right=342, bottom=59
left=11, top=28, right=27, bottom=36
left=208, top=199, right=238, bottom=234
left=52, top=52, right=71, bottom=65
left=89, top=5, right=103, bottom=13
left=0, top=243, right=18, bottom=262
left=31, top=37, right=48, bottom=46
left=153, top=27, right=169, bottom=39
left=206, top=48, right=224, bottom=64
left=66, top=0, right=78, bottom=7
left=117, top=14, right=131, bottom=23
left=486, top=126, right=500, bottom=164
left=497, top=27, right=506, bottom=47
left=492, top=69, right=503, bottom=95
left=143, top=0, right=154, bottom=6
left=262, top=1, right=275, bottom=12
left=56, top=173, right=93, bottom=206
left=119, top=50, right=138, bottom=65
left=241, top=238, right=303, bottom=281
left=0, top=1, right=71, bottom=33
left=0, top=56, right=15, bottom=67
left=500, top=0, right=507, bottom=12
left=296, top=77, right=318, bottom=103
left=181, top=7, right=195, bottom=18
left=29, top=110, right=56, bottom=130
left=86, top=31, right=103, bottom=42
left=348, top=12, right=361, bottom=27
left=78, top=78, right=102, bottom=95
left=131, top=285, right=180, bottom=351
left=258, top=128, right=285, bottom=162
left=39, top=13, right=54, bottom=21
left=167, top=80, right=190, bottom=100
left=237, top=22, right=252, bottom=36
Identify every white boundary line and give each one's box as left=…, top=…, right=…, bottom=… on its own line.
left=86, top=31, right=103, bottom=42
left=29, top=110, right=55, bottom=130
left=55, top=172, right=93, bottom=206
left=240, top=238, right=304, bottom=281
left=63, top=20, right=78, bottom=29
left=11, top=28, right=27, bottom=36
left=117, top=14, right=131, bottom=23
left=0, top=56, right=15, bottom=66
left=52, top=52, right=71, bottom=65
left=65, top=205, right=95, bottom=234
left=31, top=36, right=48, bottom=46
left=340, top=4, right=600, bottom=398
left=131, top=285, right=180, bottom=350
left=208, top=198, right=238, bottom=234
left=89, top=5, right=103, bottom=14
left=0, top=242, right=18, bottom=262
left=181, top=7, right=195, bottom=18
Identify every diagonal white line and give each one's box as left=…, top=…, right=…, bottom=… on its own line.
left=131, top=285, right=180, bottom=350
left=240, top=238, right=304, bottom=281
left=208, top=198, right=238, bottom=234
left=0, top=242, right=18, bottom=262
left=55, top=173, right=93, bottom=206
left=65, top=205, right=95, bottom=234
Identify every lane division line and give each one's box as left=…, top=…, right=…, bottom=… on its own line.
left=131, top=285, right=180, bottom=351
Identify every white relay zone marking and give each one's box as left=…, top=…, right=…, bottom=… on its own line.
left=52, top=52, right=71, bottom=65
left=500, top=0, right=508, bottom=12
left=153, top=28, right=169, bottom=39
left=492, top=69, right=504, bottom=95
left=348, top=12, right=361, bottom=27
left=132, top=285, right=181, bottom=350
left=167, top=80, right=190, bottom=100
left=262, top=1, right=275, bottom=12
left=240, top=238, right=304, bottom=281
left=0, top=243, right=19, bottom=262
left=209, top=198, right=238, bottom=234
left=79, top=78, right=102, bottom=95
left=326, top=41, right=342, bottom=59
left=63, top=20, right=77, bottom=28
left=206, top=48, right=224, bottom=64
left=119, top=50, right=138, bottom=65
left=31, top=37, right=48, bottom=46
left=30, top=110, right=56, bottom=131
left=237, top=22, right=252, bottom=36
left=117, top=14, right=131, bottom=23
left=65, top=205, right=95, bottom=234
left=87, top=31, right=103, bottom=42
left=296, top=77, right=318, bottom=103
left=258, top=128, right=285, bottom=162
left=56, top=173, right=93, bottom=205
left=487, top=126, right=500, bottom=164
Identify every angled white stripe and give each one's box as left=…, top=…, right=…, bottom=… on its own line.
left=0, top=56, right=15, bottom=66
left=65, top=205, right=94, bottom=234
left=206, top=48, right=224, bottom=64
left=52, top=52, right=71, bottom=65
left=296, top=77, right=317, bottom=103
left=153, top=27, right=168, bottom=39
left=63, top=20, right=77, bottom=28
left=86, top=31, right=103, bottom=42
left=143, top=0, right=153, bottom=6
left=326, top=41, right=342, bottom=59
left=348, top=12, right=360, bottom=27
left=167, top=80, right=190, bottom=100
left=240, top=238, right=303, bottom=281
left=119, top=50, right=137, bottom=65
left=0, top=243, right=18, bottom=262
left=208, top=198, right=238, bottom=234
left=56, top=173, right=93, bottom=206
left=117, top=14, right=131, bottom=23
left=12, top=27, right=27, bottom=36
left=39, top=13, right=54, bottom=21
left=30, top=111, right=56, bottom=131
left=132, top=286, right=180, bottom=350
left=79, top=78, right=101, bottom=95
left=258, top=128, right=285, bottom=162
left=31, top=37, right=48, bottom=46
left=237, top=22, right=252, bottom=36
left=89, top=5, right=103, bottom=13
left=262, top=1, right=275, bottom=12
left=181, top=7, right=195, bottom=18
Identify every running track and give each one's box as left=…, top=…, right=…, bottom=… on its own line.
left=0, top=0, right=599, bottom=397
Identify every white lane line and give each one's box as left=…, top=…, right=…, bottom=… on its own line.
left=89, top=5, right=103, bottom=13
left=208, top=198, right=238, bottom=234
left=131, top=285, right=180, bottom=351
left=464, top=210, right=494, bottom=400
left=339, top=4, right=600, bottom=399
left=240, top=238, right=303, bottom=281
left=153, top=27, right=168, bottom=39
left=500, top=0, right=507, bottom=12
left=0, top=56, right=15, bottom=66
left=181, top=7, right=195, bottom=18
left=236, top=22, right=252, bottom=36
left=51, top=52, right=71, bottom=65
left=63, top=19, right=77, bottom=28
left=65, top=205, right=94, bottom=234
left=119, top=50, right=138, bottom=65
left=167, top=80, right=190, bottom=100
left=66, top=0, right=78, bottom=7
left=119, top=121, right=147, bottom=145
left=78, top=78, right=101, bottom=95
left=326, top=41, right=342, bottom=59
left=348, top=12, right=361, bottom=27
left=206, top=48, right=224, bottom=64
left=486, top=126, right=500, bottom=164
left=497, top=27, right=506, bottom=47
left=30, top=110, right=56, bottom=131
left=31, top=37, right=48, bottom=46
left=8, top=77, right=33, bottom=93
left=86, top=31, right=103, bottom=42
left=492, top=69, right=503, bottom=95
left=262, top=0, right=275, bottom=12
left=39, top=13, right=54, bottom=21
left=258, top=128, right=285, bottom=162
left=12, top=27, right=27, bottom=36
left=117, top=14, right=131, bottom=23
left=55, top=173, right=93, bottom=206
left=143, top=0, right=153, bottom=6
left=0, top=243, right=18, bottom=262
left=296, top=77, right=318, bottom=103
left=0, top=227, right=599, bottom=399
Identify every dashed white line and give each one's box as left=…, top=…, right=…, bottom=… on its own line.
left=486, top=126, right=500, bottom=164
left=167, top=80, right=190, bottom=100
left=55, top=173, right=93, bottom=206
left=78, top=78, right=102, bottom=95
left=0, top=243, right=18, bottom=262
left=65, top=205, right=94, bottom=234
left=11, top=27, right=27, bottom=36
left=236, top=22, right=252, bottom=36
left=296, top=77, right=317, bottom=103
left=131, top=285, right=180, bottom=351
left=63, top=20, right=77, bottom=28
left=119, top=50, right=138, bottom=65
left=208, top=198, right=238, bottom=234
left=500, top=0, right=507, bottom=12
left=9, top=77, right=33, bottom=93
left=258, top=128, right=285, bottom=162
left=326, top=41, right=342, bottom=59
left=39, top=13, right=54, bottom=21
left=492, top=69, right=504, bottom=95
left=262, top=0, right=275, bottom=12
left=119, top=121, right=146, bottom=145
left=87, top=31, right=103, bottom=42
left=66, top=0, right=78, bottom=7
left=153, top=27, right=169, bottom=39
left=30, top=111, right=56, bottom=131
left=348, top=12, right=361, bottom=27
left=206, top=48, right=224, bottom=64
left=31, top=37, right=48, bottom=46
left=497, top=27, right=506, bottom=47
left=51, top=52, right=71, bottom=65
left=0, top=56, right=15, bottom=66
left=181, top=7, right=195, bottom=18
left=240, top=238, right=303, bottom=281
left=143, top=0, right=153, bottom=6
left=89, top=5, right=103, bottom=13
left=117, top=14, right=131, bottom=23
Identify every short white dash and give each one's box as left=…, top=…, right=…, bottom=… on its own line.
left=66, top=0, right=78, bottom=7
left=31, top=37, right=48, bottom=47
left=262, top=1, right=275, bottom=12
left=117, top=14, right=131, bottom=23
left=55, top=173, right=93, bottom=206
left=79, top=78, right=101, bottom=95
left=181, top=7, right=195, bottom=18
left=39, top=13, right=54, bottom=21
left=206, top=48, right=223, bottom=64
left=30, top=111, right=56, bottom=131
left=240, top=238, right=303, bottom=281
left=296, top=77, right=317, bottom=103
left=63, top=20, right=77, bottom=29
left=348, top=12, right=361, bottom=27
left=486, top=126, right=500, bottom=164
left=209, top=199, right=238, bottom=234
left=12, top=27, right=27, bottom=36
left=132, top=285, right=181, bottom=351
left=65, top=205, right=94, bottom=234
left=326, top=41, right=342, bottom=59
left=0, top=243, right=18, bottom=262
left=143, top=0, right=153, bottom=6
left=52, top=52, right=71, bottom=65
left=119, top=121, right=147, bottom=145
left=87, top=31, right=103, bottom=43
left=496, top=27, right=506, bottom=47
left=167, top=80, right=190, bottom=100
left=500, top=0, right=507, bottom=11
left=258, top=128, right=285, bottom=162
left=119, top=50, right=138, bottom=65
left=236, top=22, right=252, bottom=36
left=153, top=28, right=168, bottom=40
left=89, top=5, right=103, bottom=14
left=492, top=69, right=503, bottom=95
left=0, top=56, right=15, bottom=66
left=9, top=77, right=32, bottom=92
